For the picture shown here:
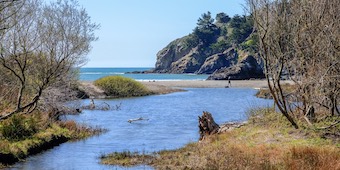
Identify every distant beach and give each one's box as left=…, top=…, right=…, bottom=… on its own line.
left=141, top=80, right=270, bottom=89
left=79, top=68, right=295, bottom=97
left=80, top=79, right=274, bottom=99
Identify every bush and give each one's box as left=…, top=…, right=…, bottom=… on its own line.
left=0, top=115, right=38, bottom=141
left=94, top=76, right=150, bottom=98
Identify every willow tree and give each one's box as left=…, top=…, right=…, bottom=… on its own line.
left=0, top=0, right=98, bottom=120
left=247, top=0, right=298, bottom=128
left=247, top=0, right=339, bottom=128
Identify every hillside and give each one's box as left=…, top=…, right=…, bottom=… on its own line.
left=152, top=12, right=264, bottom=80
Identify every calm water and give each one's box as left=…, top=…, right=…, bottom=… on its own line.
left=80, top=68, right=209, bottom=81
left=9, top=88, right=272, bottom=170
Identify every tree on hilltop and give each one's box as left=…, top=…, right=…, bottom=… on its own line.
left=216, top=12, right=231, bottom=23
left=193, top=11, right=219, bottom=46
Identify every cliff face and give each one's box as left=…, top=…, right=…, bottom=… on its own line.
left=207, top=55, right=265, bottom=80
left=197, top=48, right=238, bottom=74
left=152, top=36, right=264, bottom=79
left=152, top=12, right=264, bottom=80
left=154, top=37, right=194, bottom=73
left=153, top=37, right=240, bottom=75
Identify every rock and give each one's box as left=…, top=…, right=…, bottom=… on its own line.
left=152, top=32, right=264, bottom=79
left=197, top=48, right=238, bottom=74
left=207, top=55, right=265, bottom=80
left=125, top=70, right=153, bottom=74
left=154, top=36, right=195, bottom=73
left=169, top=49, right=205, bottom=73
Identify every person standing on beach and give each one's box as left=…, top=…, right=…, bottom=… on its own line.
left=228, top=76, right=231, bottom=87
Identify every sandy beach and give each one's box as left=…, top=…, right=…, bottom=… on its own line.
left=139, top=80, right=274, bottom=95
left=141, top=80, right=269, bottom=89
left=79, top=80, right=273, bottom=98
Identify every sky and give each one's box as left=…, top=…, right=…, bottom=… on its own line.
left=78, top=0, right=246, bottom=68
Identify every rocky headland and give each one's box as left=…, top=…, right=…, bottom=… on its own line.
left=149, top=12, right=265, bottom=80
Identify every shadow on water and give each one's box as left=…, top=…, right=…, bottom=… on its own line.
left=8, top=88, right=272, bottom=170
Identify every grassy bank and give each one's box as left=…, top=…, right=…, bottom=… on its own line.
left=101, top=108, right=340, bottom=169
left=255, top=83, right=296, bottom=99
left=94, top=76, right=153, bottom=98
left=0, top=114, right=103, bottom=166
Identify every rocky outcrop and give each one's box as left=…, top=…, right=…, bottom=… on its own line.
left=154, top=36, right=196, bottom=73
left=153, top=39, right=242, bottom=75
left=197, top=48, right=238, bottom=74
left=207, top=55, right=265, bottom=80
left=151, top=12, right=265, bottom=79
left=152, top=34, right=264, bottom=79
left=168, top=48, right=204, bottom=73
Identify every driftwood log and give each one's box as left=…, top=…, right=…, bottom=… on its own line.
left=128, top=117, right=149, bottom=123
left=198, top=111, right=220, bottom=140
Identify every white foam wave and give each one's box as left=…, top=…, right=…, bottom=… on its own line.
left=80, top=72, right=125, bottom=75
left=137, top=79, right=206, bottom=82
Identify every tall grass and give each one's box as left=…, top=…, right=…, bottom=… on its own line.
left=94, top=76, right=151, bottom=98
left=0, top=113, right=104, bottom=166
left=0, top=115, right=38, bottom=141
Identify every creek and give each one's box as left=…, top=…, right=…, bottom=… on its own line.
left=8, top=88, right=272, bottom=170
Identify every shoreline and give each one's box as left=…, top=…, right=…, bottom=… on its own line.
left=140, top=80, right=270, bottom=89
left=79, top=80, right=273, bottom=99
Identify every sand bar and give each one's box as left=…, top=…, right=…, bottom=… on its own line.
left=79, top=80, right=288, bottom=98
left=140, top=80, right=270, bottom=89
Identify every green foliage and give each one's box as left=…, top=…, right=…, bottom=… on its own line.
left=241, top=33, right=258, bottom=53
left=215, top=12, right=231, bottom=23
left=229, top=15, right=253, bottom=44
left=247, top=107, right=293, bottom=128
left=193, top=11, right=220, bottom=45
left=210, top=39, right=231, bottom=53
left=0, top=115, right=38, bottom=141
left=189, top=12, right=255, bottom=55
left=182, top=34, right=199, bottom=49
left=0, top=117, right=101, bottom=166
left=94, top=76, right=150, bottom=98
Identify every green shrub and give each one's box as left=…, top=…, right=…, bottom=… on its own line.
left=94, top=76, right=150, bottom=98
left=0, top=115, right=38, bottom=141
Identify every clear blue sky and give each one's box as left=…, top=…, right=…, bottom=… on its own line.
left=78, top=0, right=246, bottom=68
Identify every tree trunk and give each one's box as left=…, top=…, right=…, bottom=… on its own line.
left=198, top=111, right=220, bottom=140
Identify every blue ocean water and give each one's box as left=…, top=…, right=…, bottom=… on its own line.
left=80, top=67, right=209, bottom=81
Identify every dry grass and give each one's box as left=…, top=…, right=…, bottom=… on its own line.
left=150, top=131, right=339, bottom=170
left=58, top=120, right=105, bottom=139
left=101, top=151, right=153, bottom=167
left=101, top=108, right=340, bottom=170
left=255, top=83, right=296, bottom=99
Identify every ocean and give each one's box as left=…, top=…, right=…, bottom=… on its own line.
left=79, top=67, right=209, bottom=81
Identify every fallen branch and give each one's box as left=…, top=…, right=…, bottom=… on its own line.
left=128, top=117, right=149, bottom=123
left=317, top=120, right=340, bottom=130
